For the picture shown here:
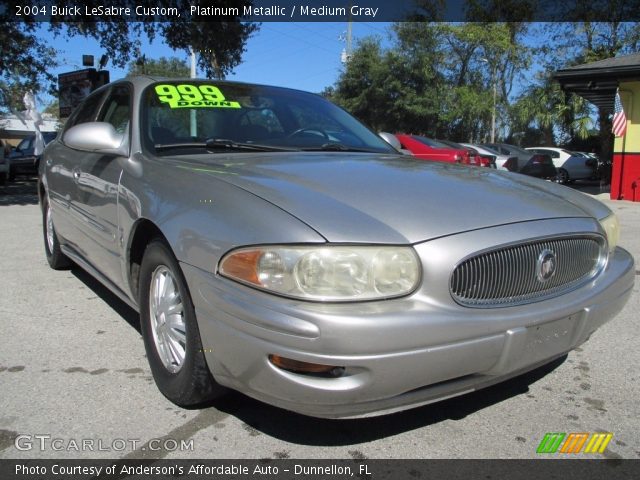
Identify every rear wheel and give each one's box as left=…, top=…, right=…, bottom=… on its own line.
left=556, top=168, right=570, bottom=185
left=42, top=196, right=71, bottom=269
left=139, top=240, right=225, bottom=407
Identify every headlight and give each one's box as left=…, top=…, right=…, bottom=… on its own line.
left=219, top=245, right=421, bottom=301
left=599, top=213, right=620, bottom=254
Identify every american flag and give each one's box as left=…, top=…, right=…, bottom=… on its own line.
left=612, top=89, right=627, bottom=137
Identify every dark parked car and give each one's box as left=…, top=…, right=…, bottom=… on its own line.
left=9, top=132, right=57, bottom=179
left=483, top=143, right=557, bottom=180
left=39, top=77, right=634, bottom=418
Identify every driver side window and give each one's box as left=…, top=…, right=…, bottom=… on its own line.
left=98, top=84, right=131, bottom=135
left=64, top=90, right=107, bottom=133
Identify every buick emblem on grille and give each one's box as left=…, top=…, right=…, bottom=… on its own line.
left=536, top=249, right=557, bottom=282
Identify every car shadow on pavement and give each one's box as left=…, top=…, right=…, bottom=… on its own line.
left=567, top=179, right=611, bottom=197
left=70, top=267, right=141, bottom=332
left=0, top=176, right=39, bottom=206
left=211, top=356, right=567, bottom=446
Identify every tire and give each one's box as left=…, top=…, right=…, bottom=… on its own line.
left=0, top=172, right=6, bottom=186
left=42, top=196, right=72, bottom=270
left=139, top=240, right=225, bottom=407
left=556, top=168, right=570, bottom=185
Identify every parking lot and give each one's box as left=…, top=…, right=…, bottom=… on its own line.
left=0, top=177, right=638, bottom=460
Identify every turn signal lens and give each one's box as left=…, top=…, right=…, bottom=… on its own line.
left=269, top=355, right=345, bottom=377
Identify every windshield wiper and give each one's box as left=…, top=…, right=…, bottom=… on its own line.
left=206, top=138, right=297, bottom=152
left=154, top=138, right=297, bottom=153
left=301, top=143, right=380, bottom=153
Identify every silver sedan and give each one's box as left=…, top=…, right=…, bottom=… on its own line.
left=39, top=77, right=634, bottom=418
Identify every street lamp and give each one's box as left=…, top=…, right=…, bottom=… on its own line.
left=189, top=47, right=197, bottom=138
left=481, top=58, right=497, bottom=143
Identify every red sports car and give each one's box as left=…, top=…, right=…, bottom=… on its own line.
left=394, top=134, right=470, bottom=164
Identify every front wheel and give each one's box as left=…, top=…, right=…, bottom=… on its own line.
left=139, top=240, right=225, bottom=407
left=42, top=196, right=71, bottom=269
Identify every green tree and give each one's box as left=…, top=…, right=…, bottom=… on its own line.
left=127, top=56, right=190, bottom=77
left=512, top=78, right=593, bottom=146
left=329, top=38, right=396, bottom=131
left=433, top=22, right=531, bottom=141
left=1, top=1, right=258, bottom=111
left=0, top=22, right=57, bottom=114
left=389, top=22, right=446, bottom=135
left=329, top=22, right=532, bottom=143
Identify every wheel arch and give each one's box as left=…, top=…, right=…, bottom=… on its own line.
left=38, top=178, right=47, bottom=208
left=127, top=218, right=171, bottom=301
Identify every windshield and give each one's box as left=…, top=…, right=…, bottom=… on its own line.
left=505, top=145, right=531, bottom=155
left=411, top=135, right=452, bottom=149
left=479, top=145, right=500, bottom=155
left=141, top=81, right=395, bottom=155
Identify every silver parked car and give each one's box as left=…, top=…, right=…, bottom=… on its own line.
left=461, top=143, right=515, bottom=171
left=526, top=147, right=595, bottom=184
left=39, top=77, right=634, bottom=418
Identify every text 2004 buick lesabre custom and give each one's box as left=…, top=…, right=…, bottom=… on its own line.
left=39, top=77, right=634, bottom=418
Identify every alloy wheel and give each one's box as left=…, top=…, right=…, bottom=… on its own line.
left=149, top=265, right=186, bottom=373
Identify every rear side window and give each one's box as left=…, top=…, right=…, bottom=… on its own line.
left=539, top=149, right=558, bottom=158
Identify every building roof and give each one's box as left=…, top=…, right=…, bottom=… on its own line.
left=554, top=52, right=640, bottom=112
left=560, top=53, right=640, bottom=71
left=0, top=114, right=59, bottom=134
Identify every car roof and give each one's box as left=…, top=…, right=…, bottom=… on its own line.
left=112, top=75, right=319, bottom=98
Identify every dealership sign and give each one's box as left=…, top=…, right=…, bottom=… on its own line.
left=58, top=68, right=109, bottom=117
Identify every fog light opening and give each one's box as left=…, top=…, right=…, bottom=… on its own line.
left=268, top=355, right=345, bottom=378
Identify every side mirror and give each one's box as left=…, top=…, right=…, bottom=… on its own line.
left=378, top=132, right=402, bottom=151
left=63, top=122, right=129, bottom=157
left=379, top=132, right=412, bottom=156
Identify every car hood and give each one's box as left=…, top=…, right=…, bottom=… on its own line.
left=168, top=153, right=609, bottom=244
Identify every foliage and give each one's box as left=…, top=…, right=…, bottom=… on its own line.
left=330, top=22, right=530, bottom=143
left=0, top=1, right=258, bottom=111
left=512, top=78, right=594, bottom=145
left=127, top=56, right=190, bottom=77
left=330, top=20, right=636, bottom=152
left=0, top=21, right=57, bottom=114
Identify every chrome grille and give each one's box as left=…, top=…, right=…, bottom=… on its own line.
left=450, top=236, right=605, bottom=307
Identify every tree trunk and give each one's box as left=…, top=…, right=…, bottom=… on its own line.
left=598, top=108, right=613, bottom=161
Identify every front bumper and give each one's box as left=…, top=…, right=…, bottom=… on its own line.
left=182, top=224, right=634, bottom=418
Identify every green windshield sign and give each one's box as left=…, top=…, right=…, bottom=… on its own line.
left=155, top=84, right=241, bottom=109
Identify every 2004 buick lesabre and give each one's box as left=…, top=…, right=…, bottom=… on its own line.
left=39, top=76, right=634, bottom=418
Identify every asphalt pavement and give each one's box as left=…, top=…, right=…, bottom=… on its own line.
left=0, top=177, right=638, bottom=460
